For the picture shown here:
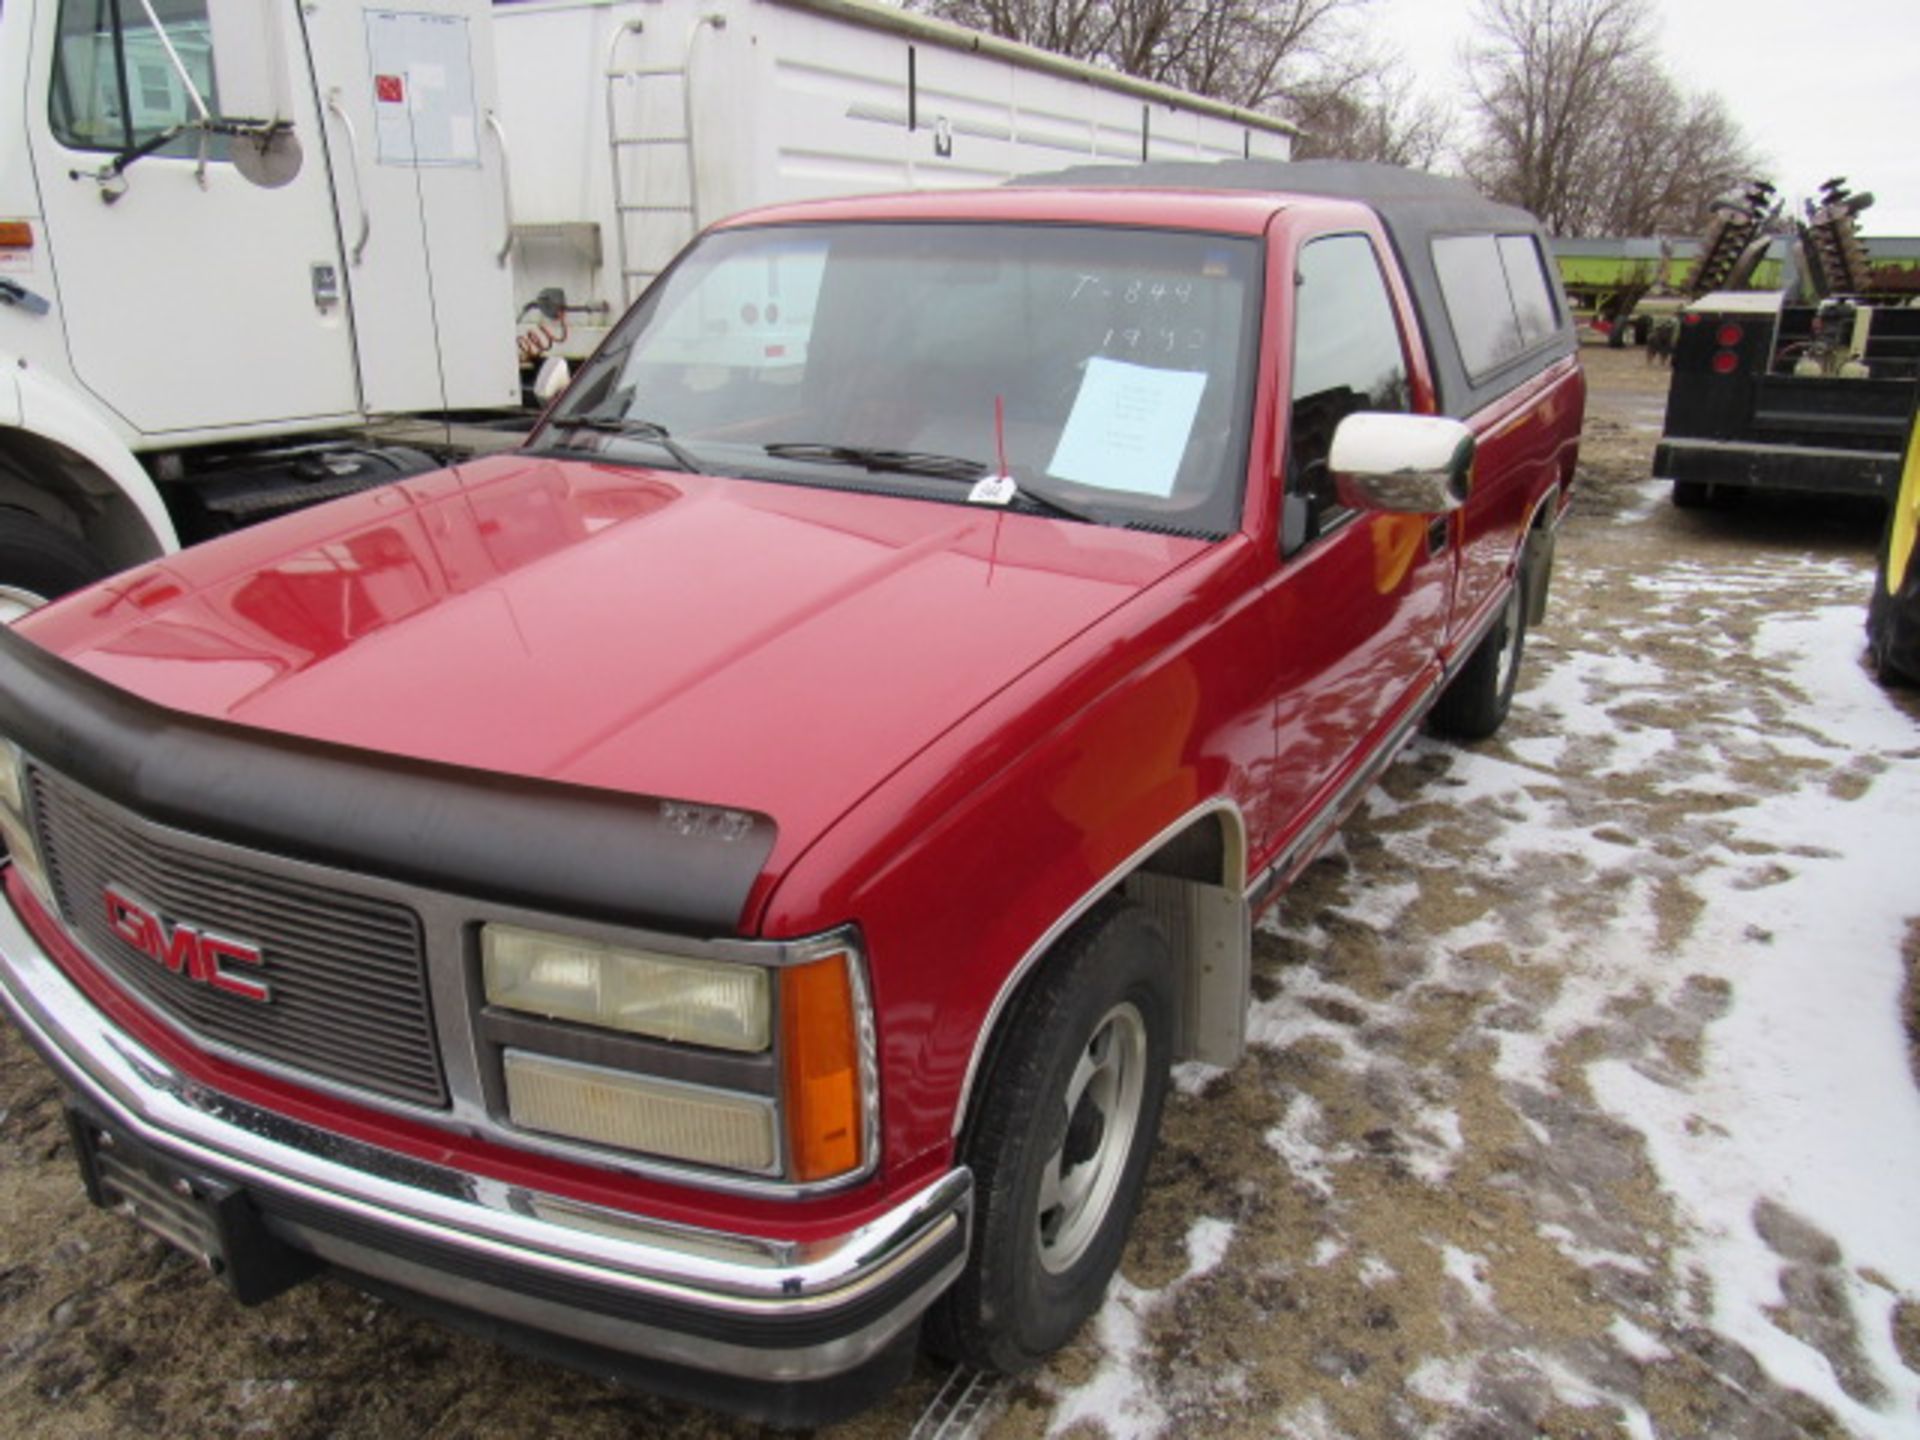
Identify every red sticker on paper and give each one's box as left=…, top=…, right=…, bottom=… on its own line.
left=375, top=74, right=405, bottom=104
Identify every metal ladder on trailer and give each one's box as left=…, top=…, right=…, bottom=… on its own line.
left=604, top=14, right=726, bottom=309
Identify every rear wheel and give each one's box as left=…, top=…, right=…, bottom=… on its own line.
left=926, top=901, right=1173, bottom=1374
left=1672, top=479, right=1713, bottom=508
left=0, top=510, right=107, bottom=624
left=1428, top=575, right=1527, bottom=741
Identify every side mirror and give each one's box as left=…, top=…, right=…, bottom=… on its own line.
left=89, top=1, right=303, bottom=191
left=1329, top=413, right=1475, bottom=514
left=207, top=0, right=296, bottom=124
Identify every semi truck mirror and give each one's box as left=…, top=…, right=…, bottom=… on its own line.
left=205, top=0, right=298, bottom=138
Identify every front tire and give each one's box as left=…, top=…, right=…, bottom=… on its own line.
left=0, top=510, right=108, bottom=624
left=926, top=901, right=1173, bottom=1374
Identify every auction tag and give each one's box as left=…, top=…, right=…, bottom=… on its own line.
left=968, top=474, right=1018, bottom=506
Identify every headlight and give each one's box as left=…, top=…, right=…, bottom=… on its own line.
left=0, top=739, right=23, bottom=818
left=0, top=740, right=53, bottom=911
left=483, top=921, right=876, bottom=1185
left=504, top=1049, right=778, bottom=1171
left=482, top=923, right=771, bottom=1052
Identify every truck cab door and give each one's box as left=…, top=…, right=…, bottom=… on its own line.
left=304, top=0, right=518, bottom=415
left=1262, top=229, right=1451, bottom=835
left=23, top=0, right=360, bottom=438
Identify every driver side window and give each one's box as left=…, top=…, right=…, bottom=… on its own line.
left=50, top=0, right=226, bottom=160
left=1287, top=234, right=1411, bottom=549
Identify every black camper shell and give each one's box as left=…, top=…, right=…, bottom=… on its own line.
left=1014, top=160, right=1578, bottom=420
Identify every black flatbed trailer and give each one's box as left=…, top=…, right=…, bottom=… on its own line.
left=1652, top=292, right=1920, bottom=506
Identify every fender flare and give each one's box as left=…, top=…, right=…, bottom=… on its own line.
left=3, top=359, right=179, bottom=557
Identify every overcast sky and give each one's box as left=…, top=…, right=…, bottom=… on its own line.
left=1370, top=0, right=1920, bottom=235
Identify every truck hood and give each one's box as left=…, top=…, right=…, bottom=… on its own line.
left=23, top=456, right=1204, bottom=877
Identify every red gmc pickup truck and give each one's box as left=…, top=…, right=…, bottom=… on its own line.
left=0, top=162, right=1583, bottom=1424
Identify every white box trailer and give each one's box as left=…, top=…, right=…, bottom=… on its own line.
left=0, top=0, right=1292, bottom=617
left=495, top=0, right=1296, bottom=358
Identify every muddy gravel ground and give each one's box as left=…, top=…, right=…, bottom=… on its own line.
left=4, top=347, right=1919, bottom=1439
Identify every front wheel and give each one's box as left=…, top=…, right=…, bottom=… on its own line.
left=926, top=901, right=1173, bottom=1374
left=0, top=510, right=108, bottom=624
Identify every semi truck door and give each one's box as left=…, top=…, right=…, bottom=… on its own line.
left=25, top=0, right=360, bottom=437
left=307, top=1, right=518, bottom=416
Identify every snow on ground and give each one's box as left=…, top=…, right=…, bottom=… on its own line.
left=1584, top=601, right=1920, bottom=1437
left=1042, top=540, right=1920, bottom=1438
left=1444, top=567, right=1919, bottom=1433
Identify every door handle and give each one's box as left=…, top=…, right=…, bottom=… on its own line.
left=485, top=110, right=514, bottom=267
left=1427, top=516, right=1450, bottom=555
left=324, top=89, right=371, bottom=266
left=0, top=277, right=51, bottom=316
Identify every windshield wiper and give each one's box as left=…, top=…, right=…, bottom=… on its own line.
left=541, top=414, right=704, bottom=473
left=761, top=442, right=1114, bottom=523
left=1002, top=482, right=1106, bottom=525
left=761, top=442, right=987, bottom=482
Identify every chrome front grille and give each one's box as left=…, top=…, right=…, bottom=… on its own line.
left=29, top=768, right=446, bottom=1108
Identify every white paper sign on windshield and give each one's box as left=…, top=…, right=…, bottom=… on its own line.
left=1046, top=358, right=1208, bottom=498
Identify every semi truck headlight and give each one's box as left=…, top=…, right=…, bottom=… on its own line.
left=483, top=923, right=771, bottom=1052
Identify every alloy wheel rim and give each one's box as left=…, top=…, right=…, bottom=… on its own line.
left=1036, top=1001, right=1148, bottom=1275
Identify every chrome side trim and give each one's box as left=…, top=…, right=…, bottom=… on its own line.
left=1247, top=676, right=1440, bottom=915
left=0, top=881, right=969, bottom=1381
left=1444, top=576, right=1514, bottom=678
left=1245, top=559, right=1530, bottom=917
left=950, top=796, right=1248, bottom=1137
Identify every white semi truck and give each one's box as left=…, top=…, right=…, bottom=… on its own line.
left=0, top=0, right=1294, bottom=620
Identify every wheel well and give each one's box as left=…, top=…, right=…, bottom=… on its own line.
left=1125, top=810, right=1251, bottom=1069
left=955, top=807, right=1253, bottom=1141
left=0, top=428, right=168, bottom=572
left=1521, top=492, right=1558, bottom=629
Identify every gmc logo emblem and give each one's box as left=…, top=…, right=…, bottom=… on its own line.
left=103, top=886, right=271, bottom=1004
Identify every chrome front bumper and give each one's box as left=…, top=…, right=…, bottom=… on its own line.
left=0, top=880, right=969, bottom=1385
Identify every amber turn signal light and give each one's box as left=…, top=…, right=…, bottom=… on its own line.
left=0, top=222, right=32, bottom=251
left=780, top=952, right=865, bottom=1182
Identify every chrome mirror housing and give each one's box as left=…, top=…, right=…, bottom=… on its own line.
left=1329, top=413, right=1476, bottom=514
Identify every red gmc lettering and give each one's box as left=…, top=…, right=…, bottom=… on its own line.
left=200, top=935, right=271, bottom=1004
left=102, top=886, right=270, bottom=1003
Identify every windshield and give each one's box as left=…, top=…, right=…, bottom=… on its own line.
left=542, top=222, right=1263, bottom=535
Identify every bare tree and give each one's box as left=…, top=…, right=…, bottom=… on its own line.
left=1464, top=0, right=1755, bottom=235
left=921, top=1, right=1120, bottom=63
left=1287, top=55, right=1455, bottom=168
left=1463, top=0, right=1648, bottom=233
left=918, top=0, right=1358, bottom=111
left=1587, top=77, right=1751, bottom=234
